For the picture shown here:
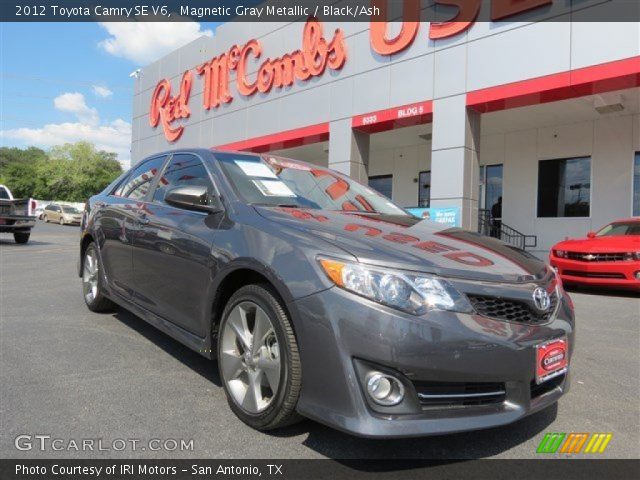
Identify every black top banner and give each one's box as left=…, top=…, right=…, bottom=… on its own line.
left=3, top=0, right=640, bottom=22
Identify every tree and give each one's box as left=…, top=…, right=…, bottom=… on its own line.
left=0, top=142, right=123, bottom=201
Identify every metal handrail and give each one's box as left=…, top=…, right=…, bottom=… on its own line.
left=478, top=209, right=537, bottom=250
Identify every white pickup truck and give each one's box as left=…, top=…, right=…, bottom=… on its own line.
left=0, top=185, right=37, bottom=244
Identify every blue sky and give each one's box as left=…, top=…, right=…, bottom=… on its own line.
left=1, top=21, right=221, bottom=166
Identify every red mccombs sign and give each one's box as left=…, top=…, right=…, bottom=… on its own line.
left=150, top=0, right=553, bottom=141
left=150, top=19, right=346, bottom=142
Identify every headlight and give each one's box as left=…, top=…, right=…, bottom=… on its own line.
left=318, top=257, right=473, bottom=315
left=623, top=252, right=640, bottom=261
left=554, top=250, right=567, bottom=258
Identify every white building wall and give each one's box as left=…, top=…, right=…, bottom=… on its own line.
left=484, top=113, right=640, bottom=256
left=131, top=16, right=640, bottom=161
left=129, top=8, right=640, bottom=254
left=368, top=143, right=431, bottom=207
left=367, top=112, right=639, bottom=256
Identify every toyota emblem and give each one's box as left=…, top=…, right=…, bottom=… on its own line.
left=532, top=287, right=551, bottom=312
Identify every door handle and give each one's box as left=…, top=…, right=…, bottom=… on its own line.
left=137, top=213, right=150, bottom=225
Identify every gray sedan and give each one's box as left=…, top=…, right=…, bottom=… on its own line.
left=79, top=149, right=574, bottom=437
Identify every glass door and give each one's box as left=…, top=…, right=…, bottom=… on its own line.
left=480, top=164, right=503, bottom=212
left=418, top=171, right=430, bottom=207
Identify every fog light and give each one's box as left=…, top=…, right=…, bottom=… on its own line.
left=366, top=372, right=405, bottom=406
left=635, top=271, right=640, bottom=280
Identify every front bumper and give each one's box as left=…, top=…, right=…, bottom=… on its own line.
left=550, top=255, right=640, bottom=290
left=290, top=286, right=574, bottom=438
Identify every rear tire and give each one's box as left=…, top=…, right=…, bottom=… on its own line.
left=217, top=284, right=302, bottom=431
left=14, top=232, right=30, bottom=244
left=82, top=243, right=115, bottom=312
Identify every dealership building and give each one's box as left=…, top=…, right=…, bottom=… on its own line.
left=131, top=4, right=640, bottom=257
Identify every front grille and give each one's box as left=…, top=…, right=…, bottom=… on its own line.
left=566, top=251, right=626, bottom=262
left=467, top=293, right=557, bottom=324
left=563, top=270, right=625, bottom=279
left=414, top=380, right=506, bottom=408
left=531, top=373, right=566, bottom=399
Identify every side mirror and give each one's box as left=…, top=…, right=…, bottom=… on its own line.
left=164, top=185, right=222, bottom=214
left=587, top=231, right=596, bottom=239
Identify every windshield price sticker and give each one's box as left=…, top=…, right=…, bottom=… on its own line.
left=235, top=160, right=278, bottom=179
left=253, top=180, right=297, bottom=197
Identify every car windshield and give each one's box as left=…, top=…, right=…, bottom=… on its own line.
left=216, top=153, right=409, bottom=216
left=61, top=206, right=81, bottom=214
left=596, top=222, right=640, bottom=236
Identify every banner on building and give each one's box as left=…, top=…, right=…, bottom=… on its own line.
left=407, top=207, right=461, bottom=228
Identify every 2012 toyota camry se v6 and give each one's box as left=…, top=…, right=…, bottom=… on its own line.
left=78, top=149, right=574, bottom=438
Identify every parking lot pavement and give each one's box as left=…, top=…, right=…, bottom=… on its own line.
left=1, top=222, right=639, bottom=460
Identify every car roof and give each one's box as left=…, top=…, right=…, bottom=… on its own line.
left=609, top=218, right=640, bottom=223
left=133, top=148, right=317, bottom=171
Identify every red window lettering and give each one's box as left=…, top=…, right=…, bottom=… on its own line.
left=344, top=224, right=382, bottom=236
left=414, top=241, right=459, bottom=253
left=382, top=232, right=421, bottom=244
left=443, top=252, right=494, bottom=267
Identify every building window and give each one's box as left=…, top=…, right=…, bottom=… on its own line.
left=537, top=157, right=591, bottom=217
left=368, top=175, right=393, bottom=199
left=480, top=164, right=503, bottom=211
left=634, top=152, right=640, bottom=216
left=418, top=171, right=430, bottom=207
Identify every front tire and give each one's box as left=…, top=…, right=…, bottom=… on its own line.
left=82, top=243, right=115, bottom=312
left=217, top=284, right=302, bottom=431
left=43, top=215, right=48, bottom=223
left=59, top=217, right=65, bottom=226
left=14, top=232, right=30, bottom=244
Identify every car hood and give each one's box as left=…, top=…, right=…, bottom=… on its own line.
left=554, top=235, right=640, bottom=252
left=255, top=207, right=547, bottom=283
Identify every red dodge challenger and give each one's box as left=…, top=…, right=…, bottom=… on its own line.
left=550, top=218, right=640, bottom=290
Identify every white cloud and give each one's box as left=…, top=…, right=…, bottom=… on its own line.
left=98, top=21, right=213, bottom=65
left=54, top=92, right=99, bottom=126
left=92, top=85, right=113, bottom=98
left=2, top=121, right=131, bottom=166
left=2, top=92, right=131, bottom=166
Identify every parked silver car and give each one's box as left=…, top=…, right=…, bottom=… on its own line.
left=43, top=204, right=83, bottom=225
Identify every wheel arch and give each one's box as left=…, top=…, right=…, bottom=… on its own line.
left=209, top=262, right=298, bottom=353
left=78, top=233, right=95, bottom=277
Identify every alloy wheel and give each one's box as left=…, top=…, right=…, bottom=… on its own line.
left=220, top=301, right=281, bottom=414
left=83, top=249, right=99, bottom=304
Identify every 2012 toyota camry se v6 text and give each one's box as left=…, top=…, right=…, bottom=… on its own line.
left=78, top=149, right=574, bottom=438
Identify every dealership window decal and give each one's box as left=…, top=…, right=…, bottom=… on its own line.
left=537, top=157, right=591, bottom=218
